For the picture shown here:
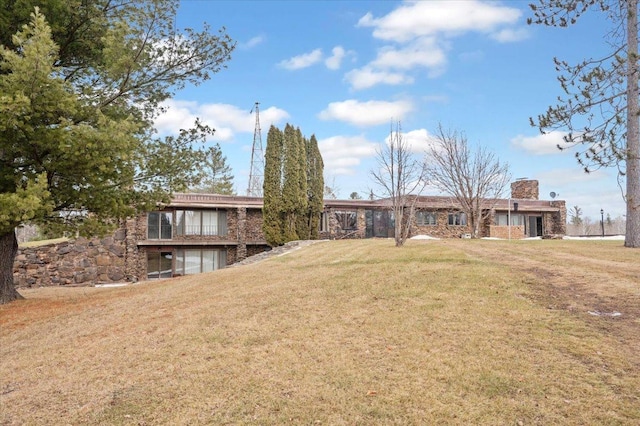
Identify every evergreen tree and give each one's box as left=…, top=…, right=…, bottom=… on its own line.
left=192, top=144, right=235, bottom=195
left=307, top=135, right=324, bottom=239
left=262, top=124, right=324, bottom=245
left=0, top=5, right=234, bottom=303
left=294, top=128, right=309, bottom=239
left=262, top=125, right=284, bottom=246
left=529, top=0, right=639, bottom=247
left=281, top=124, right=300, bottom=241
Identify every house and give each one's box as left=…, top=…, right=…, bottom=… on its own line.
left=135, top=179, right=565, bottom=280
left=14, top=179, right=565, bottom=287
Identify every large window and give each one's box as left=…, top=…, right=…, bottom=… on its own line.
left=147, top=212, right=172, bottom=239
left=175, top=249, right=227, bottom=275
left=320, top=212, right=329, bottom=232
left=147, top=251, right=172, bottom=279
left=448, top=212, right=467, bottom=226
left=176, top=210, right=227, bottom=236
left=334, top=211, right=357, bottom=230
left=495, top=214, right=525, bottom=226
left=415, top=211, right=437, bottom=226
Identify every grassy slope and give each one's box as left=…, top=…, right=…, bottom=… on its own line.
left=1, top=239, right=639, bottom=425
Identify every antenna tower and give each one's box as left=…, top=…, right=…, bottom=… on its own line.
left=247, top=101, right=264, bottom=196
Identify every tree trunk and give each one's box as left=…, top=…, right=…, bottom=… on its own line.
left=0, top=230, right=22, bottom=304
left=394, top=205, right=404, bottom=247
left=626, top=0, right=640, bottom=248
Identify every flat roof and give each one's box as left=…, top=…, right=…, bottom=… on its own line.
left=165, top=193, right=563, bottom=212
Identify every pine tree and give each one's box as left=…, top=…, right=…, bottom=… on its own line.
left=0, top=3, right=234, bottom=304
left=529, top=0, right=639, bottom=247
left=263, top=125, right=284, bottom=246
left=192, top=144, right=235, bottom=194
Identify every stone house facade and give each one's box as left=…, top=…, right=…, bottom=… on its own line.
left=14, top=179, right=565, bottom=287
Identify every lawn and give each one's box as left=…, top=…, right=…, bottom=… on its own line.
left=1, top=239, right=639, bottom=425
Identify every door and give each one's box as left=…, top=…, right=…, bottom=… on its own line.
left=147, top=251, right=173, bottom=279
left=365, top=210, right=394, bottom=238
left=528, top=216, right=543, bottom=237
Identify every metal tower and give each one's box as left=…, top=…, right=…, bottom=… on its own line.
left=247, top=101, right=264, bottom=196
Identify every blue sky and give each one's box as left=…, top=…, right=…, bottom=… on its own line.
left=154, top=0, right=626, bottom=221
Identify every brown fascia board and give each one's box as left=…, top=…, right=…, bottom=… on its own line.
left=492, top=198, right=563, bottom=212
left=166, top=193, right=562, bottom=212
left=169, top=193, right=264, bottom=209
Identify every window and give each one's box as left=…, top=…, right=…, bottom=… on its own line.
left=176, top=210, right=227, bottom=236
left=147, top=212, right=172, bottom=239
left=448, top=212, right=467, bottom=226
left=320, top=212, right=329, bottom=232
left=415, top=211, right=437, bottom=226
left=495, top=214, right=525, bottom=226
left=175, top=249, right=227, bottom=275
left=147, top=251, right=172, bottom=279
left=334, top=211, right=357, bottom=230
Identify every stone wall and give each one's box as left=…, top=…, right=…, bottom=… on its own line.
left=410, top=210, right=473, bottom=238
left=245, top=209, right=266, bottom=242
left=547, top=200, right=567, bottom=235
left=14, top=231, right=128, bottom=288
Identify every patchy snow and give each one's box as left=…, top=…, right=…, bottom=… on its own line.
left=404, top=234, right=624, bottom=241
left=410, top=235, right=440, bottom=240
left=588, top=310, right=622, bottom=317
left=563, top=235, right=625, bottom=241
left=480, top=235, right=626, bottom=241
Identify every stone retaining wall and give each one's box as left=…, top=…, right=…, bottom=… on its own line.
left=13, top=231, right=128, bottom=288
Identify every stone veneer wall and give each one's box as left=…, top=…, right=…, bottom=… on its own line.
left=410, top=209, right=473, bottom=238
left=245, top=209, right=266, bottom=241
left=547, top=200, right=567, bottom=235
left=13, top=231, right=128, bottom=288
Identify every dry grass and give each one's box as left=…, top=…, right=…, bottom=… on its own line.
left=18, top=237, right=69, bottom=248
left=1, top=239, right=639, bottom=425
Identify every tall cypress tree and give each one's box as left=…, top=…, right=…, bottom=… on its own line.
left=306, top=134, right=324, bottom=239
left=262, top=123, right=324, bottom=245
left=262, top=125, right=284, bottom=246
left=294, top=127, right=309, bottom=238
left=281, top=124, right=300, bottom=241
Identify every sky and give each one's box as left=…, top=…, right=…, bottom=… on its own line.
left=153, top=0, right=628, bottom=221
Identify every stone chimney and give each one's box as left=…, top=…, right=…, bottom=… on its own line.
left=511, top=179, right=539, bottom=200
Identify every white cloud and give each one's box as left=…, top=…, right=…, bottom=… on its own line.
left=535, top=168, right=625, bottom=218
left=325, top=46, right=355, bottom=70
left=278, top=48, right=323, bottom=70
left=345, top=67, right=414, bottom=90
left=345, top=37, right=446, bottom=90
left=357, top=0, right=522, bottom=43
left=371, top=37, right=447, bottom=71
left=154, top=100, right=289, bottom=141
left=511, top=132, right=568, bottom=155
left=350, top=1, right=525, bottom=89
left=535, top=167, right=604, bottom=185
left=490, top=27, right=530, bottom=43
left=240, top=35, right=265, bottom=49
left=318, top=135, right=378, bottom=175
left=318, top=99, right=414, bottom=127
left=397, top=128, right=437, bottom=153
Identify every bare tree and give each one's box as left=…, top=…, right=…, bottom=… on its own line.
left=426, top=125, right=511, bottom=238
left=371, top=122, right=428, bottom=247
